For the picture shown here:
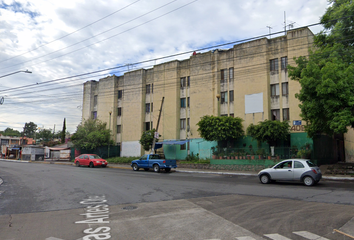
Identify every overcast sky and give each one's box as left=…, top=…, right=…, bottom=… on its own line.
left=0, top=0, right=329, bottom=133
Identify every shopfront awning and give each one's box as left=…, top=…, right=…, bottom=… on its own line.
left=154, top=140, right=189, bottom=149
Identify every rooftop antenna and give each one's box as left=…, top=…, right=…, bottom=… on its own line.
left=284, top=11, right=286, bottom=35
left=266, top=26, right=272, bottom=39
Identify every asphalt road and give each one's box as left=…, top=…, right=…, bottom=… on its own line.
left=1, top=161, right=354, bottom=240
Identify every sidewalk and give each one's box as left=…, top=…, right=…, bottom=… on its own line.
left=1, top=158, right=354, bottom=181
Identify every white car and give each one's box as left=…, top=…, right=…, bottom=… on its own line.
left=258, top=159, right=322, bottom=186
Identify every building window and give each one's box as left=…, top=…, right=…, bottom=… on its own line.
left=152, top=83, right=154, bottom=93
left=229, top=90, right=234, bottom=102
left=187, top=118, right=190, bottom=128
left=221, top=114, right=228, bottom=117
left=220, top=69, right=227, bottom=83
left=271, top=84, right=280, bottom=97
left=93, top=95, right=97, bottom=107
left=270, top=58, right=279, bottom=72
left=181, top=98, right=186, bottom=108
left=229, top=67, right=234, bottom=82
left=221, top=91, right=228, bottom=104
left=117, top=107, right=122, bottom=116
left=118, top=90, right=123, bottom=99
left=187, top=97, right=190, bottom=107
left=230, top=113, right=234, bottom=117
left=271, top=109, right=280, bottom=121
left=145, top=122, right=151, bottom=131
left=180, top=77, right=186, bottom=88
left=281, top=56, right=288, bottom=70
left=151, top=103, right=153, bottom=112
left=283, top=108, right=290, bottom=121
left=180, top=143, right=186, bottom=150
left=145, top=103, right=150, bottom=113
left=92, top=111, right=97, bottom=119
left=282, top=82, right=288, bottom=96
left=180, top=119, right=186, bottom=129
left=117, top=125, right=121, bottom=134
left=187, top=76, right=190, bottom=87
left=146, top=84, right=150, bottom=94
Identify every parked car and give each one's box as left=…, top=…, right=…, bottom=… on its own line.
left=258, top=159, right=322, bottom=186
left=131, top=154, right=177, bottom=172
left=74, top=154, right=108, bottom=168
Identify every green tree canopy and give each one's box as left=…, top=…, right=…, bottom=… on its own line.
left=197, top=116, right=244, bottom=143
left=0, top=127, right=21, bottom=137
left=23, top=122, right=37, bottom=138
left=37, top=129, right=53, bottom=142
left=139, top=129, right=160, bottom=152
left=71, top=119, right=113, bottom=150
left=288, top=0, right=354, bottom=138
left=247, top=120, right=290, bottom=146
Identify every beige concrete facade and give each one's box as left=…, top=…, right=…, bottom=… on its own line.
left=82, top=27, right=318, bottom=157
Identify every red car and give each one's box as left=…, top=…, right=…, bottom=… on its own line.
left=74, top=154, right=108, bottom=168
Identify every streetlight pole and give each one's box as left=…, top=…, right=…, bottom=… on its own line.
left=0, top=70, right=32, bottom=78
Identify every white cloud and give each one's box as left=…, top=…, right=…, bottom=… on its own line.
left=0, top=0, right=328, bottom=133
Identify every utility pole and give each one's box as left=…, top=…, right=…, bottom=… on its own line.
left=151, top=97, right=164, bottom=153
left=108, top=111, right=112, bottom=158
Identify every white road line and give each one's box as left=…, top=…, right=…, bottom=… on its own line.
left=293, top=231, right=330, bottom=240
left=236, top=236, right=257, bottom=240
left=263, top=233, right=292, bottom=240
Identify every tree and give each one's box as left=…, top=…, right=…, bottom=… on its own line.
left=61, top=118, right=66, bottom=144
left=247, top=120, right=290, bottom=146
left=71, top=119, right=113, bottom=150
left=197, top=116, right=244, bottom=144
left=37, top=129, right=53, bottom=142
left=23, top=122, right=37, bottom=138
left=0, top=128, right=21, bottom=137
left=139, top=129, right=159, bottom=152
left=288, top=0, right=354, bottom=138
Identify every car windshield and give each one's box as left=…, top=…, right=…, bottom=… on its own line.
left=89, top=155, right=101, bottom=159
left=306, top=161, right=316, bottom=167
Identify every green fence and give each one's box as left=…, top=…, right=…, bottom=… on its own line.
left=71, top=145, right=120, bottom=160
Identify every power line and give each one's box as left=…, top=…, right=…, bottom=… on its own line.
left=0, top=0, right=142, bottom=64
left=0, top=0, right=197, bottom=72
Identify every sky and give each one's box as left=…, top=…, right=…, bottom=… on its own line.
left=0, top=0, right=329, bottom=134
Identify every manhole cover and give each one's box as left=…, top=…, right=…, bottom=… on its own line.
left=122, top=206, right=137, bottom=210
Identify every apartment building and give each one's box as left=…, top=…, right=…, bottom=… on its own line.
left=82, top=27, right=316, bottom=159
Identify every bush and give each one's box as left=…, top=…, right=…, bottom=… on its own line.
left=106, top=156, right=139, bottom=164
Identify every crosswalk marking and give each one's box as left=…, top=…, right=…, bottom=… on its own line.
left=235, top=236, right=257, bottom=240
left=293, top=231, right=330, bottom=240
left=263, top=233, right=292, bottom=240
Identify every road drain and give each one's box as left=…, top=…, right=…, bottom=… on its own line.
left=122, top=206, right=137, bottom=211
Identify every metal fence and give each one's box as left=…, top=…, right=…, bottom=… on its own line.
left=71, top=145, right=120, bottom=160
left=210, top=145, right=312, bottom=160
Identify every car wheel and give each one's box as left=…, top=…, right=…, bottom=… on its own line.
left=153, top=164, right=160, bottom=173
left=260, top=174, right=270, bottom=184
left=165, top=168, right=171, bottom=172
left=303, top=176, right=314, bottom=186
left=89, top=162, right=94, bottom=168
left=144, top=168, right=149, bottom=171
left=76, top=161, right=80, bottom=167
left=132, top=164, right=139, bottom=171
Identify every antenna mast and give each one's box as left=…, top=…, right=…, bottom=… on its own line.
left=266, top=26, right=272, bottom=39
